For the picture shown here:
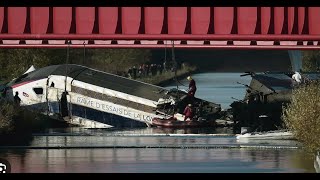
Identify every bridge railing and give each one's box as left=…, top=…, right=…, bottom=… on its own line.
left=0, top=7, right=320, bottom=49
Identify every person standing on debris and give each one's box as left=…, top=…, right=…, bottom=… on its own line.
left=127, top=67, right=132, bottom=78
left=132, top=66, right=137, bottom=79
left=292, top=71, right=302, bottom=84
left=60, top=91, right=69, bottom=117
left=14, top=91, right=21, bottom=106
left=183, top=104, right=194, bottom=121
left=187, top=76, right=197, bottom=97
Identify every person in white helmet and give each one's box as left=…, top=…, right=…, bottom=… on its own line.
left=292, top=71, right=302, bottom=84
left=186, top=76, right=197, bottom=105
left=187, top=76, right=197, bottom=97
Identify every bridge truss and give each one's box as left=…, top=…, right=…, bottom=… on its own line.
left=1, top=7, right=320, bottom=49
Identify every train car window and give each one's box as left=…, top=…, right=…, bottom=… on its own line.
left=33, top=87, right=44, bottom=95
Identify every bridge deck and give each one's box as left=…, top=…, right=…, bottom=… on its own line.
left=1, top=7, right=320, bottom=49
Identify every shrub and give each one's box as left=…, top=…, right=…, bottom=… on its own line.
left=0, top=100, right=20, bottom=134
left=282, top=81, right=320, bottom=153
left=0, top=99, right=40, bottom=135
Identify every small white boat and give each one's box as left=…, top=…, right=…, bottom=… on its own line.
left=236, top=130, right=295, bottom=140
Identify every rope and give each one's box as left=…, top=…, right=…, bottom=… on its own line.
left=64, top=40, right=70, bottom=92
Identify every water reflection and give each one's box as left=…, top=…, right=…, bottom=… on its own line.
left=35, top=126, right=234, bottom=136
left=0, top=148, right=316, bottom=173
left=0, top=127, right=315, bottom=173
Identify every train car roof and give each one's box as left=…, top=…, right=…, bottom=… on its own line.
left=10, top=64, right=170, bottom=101
left=252, top=72, right=320, bottom=92
left=252, top=73, right=293, bottom=91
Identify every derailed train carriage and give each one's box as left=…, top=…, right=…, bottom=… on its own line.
left=1, top=64, right=221, bottom=128
left=231, top=71, right=320, bottom=133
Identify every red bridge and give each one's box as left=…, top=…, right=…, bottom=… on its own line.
left=0, top=7, right=320, bottom=49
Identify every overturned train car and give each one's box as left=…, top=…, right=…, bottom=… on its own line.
left=1, top=64, right=221, bottom=128
left=231, top=71, right=320, bottom=133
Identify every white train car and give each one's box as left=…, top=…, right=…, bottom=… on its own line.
left=2, top=64, right=221, bottom=128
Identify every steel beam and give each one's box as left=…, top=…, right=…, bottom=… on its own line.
left=1, top=44, right=320, bottom=50
left=0, top=34, right=320, bottom=41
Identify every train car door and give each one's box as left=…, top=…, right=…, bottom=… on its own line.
left=46, top=76, right=71, bottom=119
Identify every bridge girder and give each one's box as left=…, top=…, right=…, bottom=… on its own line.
left=1, top=7, right=320, bottom=49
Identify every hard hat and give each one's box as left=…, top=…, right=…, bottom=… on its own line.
left=187, top=76, right=192, bottom=80
left=188, top=104, right=192, bottom=107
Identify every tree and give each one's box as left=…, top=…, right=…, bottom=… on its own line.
left=90, top=49, right=151, bottom=74
left=0, top=48, right=153, bottom=81
left=302, top=50, right=320, bottom=72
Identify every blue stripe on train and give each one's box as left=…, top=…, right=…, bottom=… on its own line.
left=71, top=104, right=147, bottom=128
left=27, top=102, right=148, bottom=128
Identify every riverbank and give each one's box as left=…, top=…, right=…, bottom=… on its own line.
left=137, top=64, right=198, bottom=86
left=0, top=100, right=69, bottom=145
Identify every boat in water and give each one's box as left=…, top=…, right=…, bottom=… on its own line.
left=151, top=116, right=216, bottom=128
left=236, top=129, right=295, bottom=140
left=0, top=64, right=221, bottom=128
left=231, top=71, right=320, bottom=133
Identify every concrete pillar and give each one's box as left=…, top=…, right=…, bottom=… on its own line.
left=288, top=50, right=302, bottom=72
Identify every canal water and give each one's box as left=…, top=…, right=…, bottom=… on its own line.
left=0, top=73, right=318, bottom=173
left=166, top=72, right=252, bottom=110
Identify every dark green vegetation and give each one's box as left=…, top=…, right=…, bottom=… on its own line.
left=0, top=49, right=153, bottom=81
left=0, top=100, right=68, bottom=145
left=282, top=81, right=320, bottom=153
left=302, top=50, right=320, bottom=72
left=0, top=100, right=15, bottom=134
left=281, top=50, right=320, bottom=153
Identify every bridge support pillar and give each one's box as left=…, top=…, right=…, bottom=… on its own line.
left=288, top=50, right=302, bottom=72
